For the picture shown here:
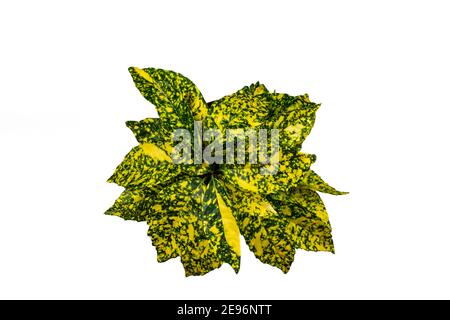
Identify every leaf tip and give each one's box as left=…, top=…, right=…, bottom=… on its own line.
left=128, top=66, right=145, bottom=77
left=125, top=120, right=136, bottom=129
left=330, top=189, right=349, bottom=195
left=231, top=263, right=240, bottom=274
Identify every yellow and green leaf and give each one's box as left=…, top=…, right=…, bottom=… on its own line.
left=107, top=145, right=179, bottom=190
left=105, top=187, right=156, bottom=222
left=128, top=67, right=208, bottom=131
left=146, top=176, right=240, bottom=276
left=225, top=185, right=296, bottom=273
left=226, top=183, right=338, bottom=272
left=266, top=93, right=320, bottom=151
left=125, top=117, right=171, bottom=146
left=108, top=143, right=208, bottom=190
left=269, top=188, right=335, bottom=253
left=204, top=82, right=272, bottom=132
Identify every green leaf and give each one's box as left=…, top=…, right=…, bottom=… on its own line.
left=125, top=117, right=171, bottom=145
left=108, top=143, right=208, bottom=190
left=146, top=176, right=240, bottom=276
left=226, top=183, right=336, bottom=273
left=204, top=82, right=272, bottom=132
left=128, top=67, right=208, bottom=131
left=107, top=145, right=179, bottom=190
left=105, top=187, right=156, bottom=222
left=266, top=93, right=320, bottom=151
left=269, top=188, right=335, bottom=253
left=225, top=185, right=296, bottom=273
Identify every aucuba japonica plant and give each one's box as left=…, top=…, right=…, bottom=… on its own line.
left=106, top=67, right=347, bottom=276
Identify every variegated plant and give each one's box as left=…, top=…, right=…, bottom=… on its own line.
left=106, top=67, right=347, bottom=276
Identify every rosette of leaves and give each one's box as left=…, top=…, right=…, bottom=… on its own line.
left=106, top=67, right=347, bottom=276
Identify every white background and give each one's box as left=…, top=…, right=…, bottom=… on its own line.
left=1, top=0, right=449, bottom=299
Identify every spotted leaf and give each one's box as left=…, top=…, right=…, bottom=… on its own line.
left=108, top=143, right=208, bottom=190
left=204, top=82, right=272, bottom=132
left=266, top=93, right=320, bottom=151
left=269, top=187, right=335, bottom=252
left=146, top=176, right=240, bottom=276
left=105, top=187, right=156, bottom=222
left=125, top=118, right=171, bottom=146
left=225, top=184, right=295, bottom=272
left=128, top=67, right=208, bottom=131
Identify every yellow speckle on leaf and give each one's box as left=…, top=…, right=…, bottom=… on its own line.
left=285, top=123, right=304, bottom=139
left=251, top=232, right=263, bottom=256
left=216, top=191, right=241, bottom=256
left=141, top=143, right=172, bottom=162
left=133, top=67, right=153, bottom=83
left=236, top=178, right=258, bottom=193
left=274, top=116, right=284, bottom=127
left=188, top=224, right=195, bottom=241
left=254, top=85, right=265, bottom=95
left=210, top=226, right=219, bottom=234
